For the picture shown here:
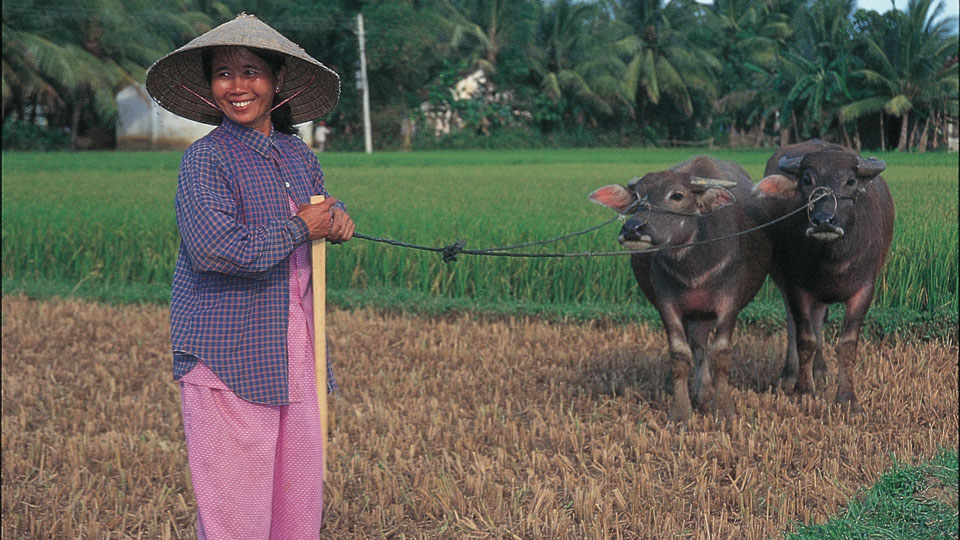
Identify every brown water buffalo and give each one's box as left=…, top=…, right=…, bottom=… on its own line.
left=753, top=140, right=894, bottom=412
left=590, top=156, right=771, bottom=422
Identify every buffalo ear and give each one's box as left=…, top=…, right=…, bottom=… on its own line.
left=697, top=187, right=735, bottom=215
left=753, top=174, right=799, bottom=199
left=589, top=185, right=635, bottom=213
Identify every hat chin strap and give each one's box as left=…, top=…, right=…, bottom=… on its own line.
left=268, top=73, right=317, bottom=114
left=174, top=80, right=223, bottom=113
left=174, top=73, right=317, bottom=118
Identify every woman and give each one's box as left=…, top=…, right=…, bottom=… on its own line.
left=146, top=14, right=352, bottom=539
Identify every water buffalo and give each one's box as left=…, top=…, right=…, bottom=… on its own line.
left=753, top=140, right=894, bottom=412
left=590, top=156, right=771, bottom=422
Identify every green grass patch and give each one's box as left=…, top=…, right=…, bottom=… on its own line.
left=2, top=148, right=957, bottom=334
left=784, top=448, right=959, bottom=539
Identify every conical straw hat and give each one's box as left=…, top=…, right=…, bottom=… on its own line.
left=146, top=13, right=340, bottom=125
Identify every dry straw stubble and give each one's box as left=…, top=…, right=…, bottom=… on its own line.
left=2, top=295, right=957, bottom=539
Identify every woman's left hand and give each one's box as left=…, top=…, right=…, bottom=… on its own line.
left=327, top=208, right=355, bottom=243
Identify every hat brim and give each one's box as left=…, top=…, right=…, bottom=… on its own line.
left=145, top=15, right=340, bottom=126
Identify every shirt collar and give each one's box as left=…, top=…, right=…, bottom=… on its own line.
left=219, top=117, right=278, bottom=159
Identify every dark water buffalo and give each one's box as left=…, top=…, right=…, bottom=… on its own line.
left=590, top=156, right=771, bottom=422
left=753, top=140, right=894, bottom=412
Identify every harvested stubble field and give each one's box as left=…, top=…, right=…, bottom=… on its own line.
left=2, top=295, right=957, bottom=539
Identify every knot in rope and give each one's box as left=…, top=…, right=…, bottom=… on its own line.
left=441, top=240, right=466, bottom=262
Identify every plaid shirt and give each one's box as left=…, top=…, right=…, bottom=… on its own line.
left=171, top=118, right=342, bottom=405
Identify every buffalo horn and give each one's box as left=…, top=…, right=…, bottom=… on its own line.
left=778, top=155, right=803, bottom=175
left=856, top=157, right=886, bottom=177
left=689, top=177, right=738, bottom=188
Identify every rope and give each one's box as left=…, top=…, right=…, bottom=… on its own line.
left=351, top=192, right=831, bottom=262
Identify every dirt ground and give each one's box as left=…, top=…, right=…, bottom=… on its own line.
left=2, top=295, right=957, bottom=539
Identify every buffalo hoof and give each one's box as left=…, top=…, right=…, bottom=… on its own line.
left=779, top=360, right=799, bottom=393
left=668, top=396, right=693, bottom=423
left=813, top=355, right=828, bottom=380
left=712, top=392, right=735, bottom=419
left=813, top=361, right=828, bottom=389
left=836, top=392, right=863, bottom=414
left=779, top=375, right=798, bottom=394
left=794, top=371, right=816, bottom=395
left=691, top=384, right=715, bottom=412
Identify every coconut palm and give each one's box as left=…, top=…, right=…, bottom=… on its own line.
left=708, top=0, right=795, bottom=143
left=528, top=0, right=633, bottom=125
left=2, top=0, right=216, bottom=148
left=840, top=0, right=958, bottom=151
left=436, top=0, right=535, bottom=73
left=776, top=0, right=860, bottom=142
left=609, top=0, right=721, bottom=130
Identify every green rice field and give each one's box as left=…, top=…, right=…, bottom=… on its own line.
left=2, top=148, right=957, bottom=327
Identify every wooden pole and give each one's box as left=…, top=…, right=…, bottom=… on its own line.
left=357, top=13, right=373, bottom=154
left=310, top=195, right=328, bottom=473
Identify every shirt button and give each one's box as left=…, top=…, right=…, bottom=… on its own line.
left=284, top=181, right=291, bottom=188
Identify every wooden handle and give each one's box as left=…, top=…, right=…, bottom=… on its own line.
left=309, top=195, right=328, bottom=474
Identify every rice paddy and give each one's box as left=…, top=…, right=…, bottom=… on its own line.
left=2, top=148, right=957, bottom=314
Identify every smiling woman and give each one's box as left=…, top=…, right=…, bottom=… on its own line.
left=204, top=47, right=282, bottom=136
left=141, top=13, right=355, bottom=539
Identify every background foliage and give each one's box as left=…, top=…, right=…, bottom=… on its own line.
left=3, top=0, right=957, bottom=151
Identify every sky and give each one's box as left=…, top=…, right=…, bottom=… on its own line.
left=856, top=0, right=959, bottom=17
left=692, top=0, right=960, bottom=21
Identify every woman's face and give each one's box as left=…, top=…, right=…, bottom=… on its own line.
left=209, top=47, right=282, bottom=136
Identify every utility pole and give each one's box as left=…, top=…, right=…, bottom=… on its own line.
left=357, top=13, right=373, bottom=154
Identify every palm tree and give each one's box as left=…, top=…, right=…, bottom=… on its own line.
left=609, top=0, right=721, bottom=135
left=528, top=0, right=632, bottom=126
left=2, top=0, right=215, bottom=148
left=708, top=0, right=794, bottom=144
left=840, top=0, right=958, bottom=151
left=437, top=0, right=534, bottom=73
left=777, top=0, right=859, bottom=143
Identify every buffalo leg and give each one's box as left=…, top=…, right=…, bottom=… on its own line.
left=686, top=319, right=715, bottom=410
left=779, top=288, right=799, bottom=392
left=708, top=310, right=738, bottom=417
left=835, top=284, right=874, bottom=413
left=791, top=291, right=820, bottom=396
left=662, top=309, right=693, bottom=422
left=812, top=304, right=829, bottom=384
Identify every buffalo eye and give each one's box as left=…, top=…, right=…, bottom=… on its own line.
left=844, top=177, right=857, bottom=188
left=801, top=171, right=815, bottom=186
left=669, top=191, right=684, bottom=201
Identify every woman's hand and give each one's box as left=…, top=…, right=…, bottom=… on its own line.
left=328, top=208, right=355, bottom=243
left=296, top=198, right=354, bottom=242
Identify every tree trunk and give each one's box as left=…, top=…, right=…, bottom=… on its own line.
left=853, top=122, right=862, bottom=153
left=70, top=104, right=81, bottom=151
left=931, top=111, right=940, bottom=150
left=29, top=95, right=39, bottom=124
left=880, top=114, right=886, bottom=152
left=918, top=115, right=931, bottom=153
left=896, top=110, right=909, bottom=151
left=841, top=121, right=852, bottom=148
left=908, top=116, right=920, bottom=150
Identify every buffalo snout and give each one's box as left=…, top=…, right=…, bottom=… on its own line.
left=806, top=197, right=846, bottom=241
left=619, top=219, right=655, bottom=249
left=805, top=219, right=844, bottom=241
